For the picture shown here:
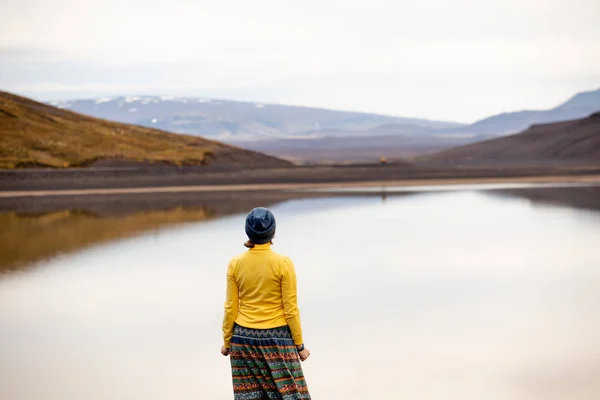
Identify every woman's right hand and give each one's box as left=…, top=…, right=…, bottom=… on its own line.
left=298, top=347, right=310, bottom=362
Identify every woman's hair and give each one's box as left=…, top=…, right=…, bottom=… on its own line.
left=244, top=239, right=273, bottom=248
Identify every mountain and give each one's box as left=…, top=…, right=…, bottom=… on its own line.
left=450, top=88, right=600, bottom=136
left=419, top=112, right=600, bottom=165
left=43, top=88, right=600, bottom=165
left=0, top=91, right=290, bottom=169
left=48, top=95, right=463, bottom=140
left=232, top=131, right=494, bottom=164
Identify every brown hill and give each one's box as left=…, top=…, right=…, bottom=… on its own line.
left=418, top=112, right=600, bottom=165
left=0, top=91, right=291, bottom=169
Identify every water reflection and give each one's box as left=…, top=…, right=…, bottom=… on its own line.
left=0, top=208, right=212, bottom=272
left=0, top=191, right=319, bottom=271
left=492, top=186, right=600, bottom=213
left=0, top=188, right=599, bottom=399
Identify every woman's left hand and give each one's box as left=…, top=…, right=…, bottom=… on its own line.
left=298, top=347, right=310, bottom=362
left=221, top=346, right=230, bottom=356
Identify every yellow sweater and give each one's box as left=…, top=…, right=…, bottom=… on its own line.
left=222, top=243, right=303, bottom=347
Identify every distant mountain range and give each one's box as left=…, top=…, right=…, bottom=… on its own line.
left=419, top=111, right=600, bottom=166
left=231, top=131, right=494, bottom=164
left=49, top=96, right=462, bottom=140
left=47, top=88, right=600, bottom=163
left=3, top=89, right=599, bottom=170
left=448, top=88, right=600, bottom=136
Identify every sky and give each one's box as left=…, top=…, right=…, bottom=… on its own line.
left=1, top=0, right=599, bottom=123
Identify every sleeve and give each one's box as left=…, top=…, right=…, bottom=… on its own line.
left=222, top=260, right=239, bottom=348
left=281, top=258, right=304, bottom=345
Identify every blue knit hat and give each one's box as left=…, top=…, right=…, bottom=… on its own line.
left=245, top=207, right=276, bottom=244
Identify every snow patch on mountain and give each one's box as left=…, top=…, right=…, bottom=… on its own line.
left=56, top=101, right=71, bottom=109
left=47, top=100, right=72, bottom=109
left=141, top=97, right=160, bottom=105
left=95, top=97, right=114, bottom=104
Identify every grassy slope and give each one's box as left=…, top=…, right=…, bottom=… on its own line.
left=0, top=91, right=288, bottom=169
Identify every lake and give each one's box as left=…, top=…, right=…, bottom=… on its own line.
left=1, top=186, right=600, bottom=400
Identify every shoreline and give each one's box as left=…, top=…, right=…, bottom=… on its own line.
left=4, top=162, right=600, bottom=193
left=2, top=174, right=600, bottom=198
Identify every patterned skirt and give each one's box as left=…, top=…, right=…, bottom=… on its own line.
left=230, top=323, right=311, bottom=400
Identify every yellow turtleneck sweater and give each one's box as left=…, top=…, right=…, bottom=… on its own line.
left=222, top=243, right=304, bottom=347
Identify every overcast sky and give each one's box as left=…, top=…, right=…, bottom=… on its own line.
left=1, top=0, right=599, bottom=123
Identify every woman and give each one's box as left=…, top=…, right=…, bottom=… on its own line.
left=221, top=207, right=311, bottom=399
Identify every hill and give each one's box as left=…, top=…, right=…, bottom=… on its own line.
left=0, top=91, right=291, bottom=169
left=419, top=112, right=600, bottom=165
left=450, top=88, right=600, bottom=136
left=48, top=95, right=463, bottom=140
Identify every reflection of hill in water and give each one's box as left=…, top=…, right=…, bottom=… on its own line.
left=0, top=191, right=314, bottom=272
left=493, top=186, right=600, bottom=213
left=0, top=208, right=215, bottom=272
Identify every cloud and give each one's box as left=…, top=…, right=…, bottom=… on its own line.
left=1, top=0, right=599, bottom=122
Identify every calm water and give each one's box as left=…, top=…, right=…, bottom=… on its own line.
left=1, top=189, right=600, bottom=400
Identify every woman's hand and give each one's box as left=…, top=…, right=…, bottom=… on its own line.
left=298, top=347, right=310, bottom=362
left=221, top=346, right=230, bottom=356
